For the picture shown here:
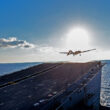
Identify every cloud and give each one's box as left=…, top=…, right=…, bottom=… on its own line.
left=0, top=37, right=35, bottom=49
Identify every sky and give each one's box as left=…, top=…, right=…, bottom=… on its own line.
left=0, top=0, right=110, bottom=63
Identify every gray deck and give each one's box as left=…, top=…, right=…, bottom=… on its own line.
left=0, top=62, right=96, bottom=110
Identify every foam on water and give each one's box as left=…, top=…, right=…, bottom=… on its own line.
left=100, top=60, right=110, bottom=107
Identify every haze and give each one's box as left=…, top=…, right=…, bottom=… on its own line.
left=0, top=0, right=110, bottom=63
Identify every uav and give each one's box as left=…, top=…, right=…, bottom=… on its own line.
left=60, top=49, right=96, bottom=56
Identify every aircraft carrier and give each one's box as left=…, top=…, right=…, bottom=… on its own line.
left=0, top=61, right=104, bottom=110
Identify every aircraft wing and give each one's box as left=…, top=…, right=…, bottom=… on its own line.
left=81, top=49, right=96, bottom=53
left=59, top=52, right=68, bottom=54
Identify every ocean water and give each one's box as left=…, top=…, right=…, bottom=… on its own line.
left=100, top=60, right=110, bottom=107
left=0, top=62, right=42, bottom=76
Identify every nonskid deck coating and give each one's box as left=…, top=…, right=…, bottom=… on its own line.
left=0, top=63, right=59, bottom=85
left=0, top=62, right=97, bottom=110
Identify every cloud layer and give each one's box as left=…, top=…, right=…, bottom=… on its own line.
left=0, top=37, right=35, bottom=49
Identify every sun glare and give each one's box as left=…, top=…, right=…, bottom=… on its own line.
left=66, top=27, right=91, bottom=50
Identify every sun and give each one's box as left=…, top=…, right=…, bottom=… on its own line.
left=66, top=27, right=91, bottom=50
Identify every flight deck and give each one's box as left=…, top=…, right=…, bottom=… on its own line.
left=0, top=62, right=102, bottom=110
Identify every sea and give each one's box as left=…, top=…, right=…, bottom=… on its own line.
left=0, top=62, right=42, bottom=76
left=0, top=60, right=109, bottom=107
left=100, top=60, right=110, bottom=107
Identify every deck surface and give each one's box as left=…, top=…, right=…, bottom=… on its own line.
left=0, top=62, right=96, bottom=110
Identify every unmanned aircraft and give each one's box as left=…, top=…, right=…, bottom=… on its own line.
left=60, top=49, right=96, bottom=56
